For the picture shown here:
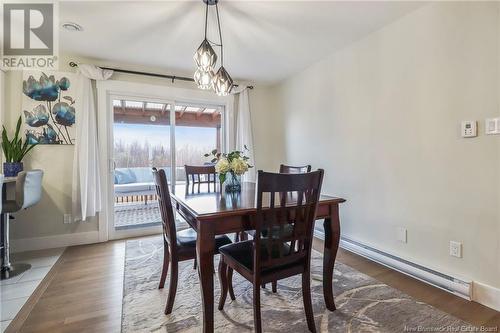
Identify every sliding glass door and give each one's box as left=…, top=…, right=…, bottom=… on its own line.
left=173, top=103, right=223, bottom=185
left=108, top=96, right=224, bottom=239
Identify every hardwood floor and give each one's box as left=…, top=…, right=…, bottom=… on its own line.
left=9, top=241, right=125, bottom=333
left=8, top=237, right=499, bottom=332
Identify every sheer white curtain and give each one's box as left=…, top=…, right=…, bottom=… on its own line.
left=72, top=64, right=113, bottom=221
left=234, top=88, right=256, bottom=182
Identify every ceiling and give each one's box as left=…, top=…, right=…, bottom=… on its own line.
left=60, top=1, right=427, bottom=83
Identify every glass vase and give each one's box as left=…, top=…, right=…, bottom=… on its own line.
left=225, top=171, right=241, bottom=193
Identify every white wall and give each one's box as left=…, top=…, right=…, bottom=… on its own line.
left=276, top=1, right=500, bottom=291
left=2, top=53, right=279, bottom=247
left=4, top=67, right=97, bottom=243
left=248, top=85, right=285, bottom=172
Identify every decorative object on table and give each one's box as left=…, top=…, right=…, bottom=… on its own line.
left=205, top=146, right=252, bottom=192
left=193, top=0, right=234, bottom=96
left=221, top=190, right=241, bottom=209
left=22, top=71, right=79, bottom=144
left=1, top=116, right=38, bottom=177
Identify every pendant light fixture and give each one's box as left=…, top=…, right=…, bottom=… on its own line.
left=194, top=67, right=214, bottom=90
left=193, top=0, right=233, bottom=95
left=212, top=66, right=233, bottom=96
left=193, top=3, right=217, bottom=72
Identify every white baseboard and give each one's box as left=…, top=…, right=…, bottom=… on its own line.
left=11, top=231, right=100, bottom=253
left=472, top=281, right=500, bottom=312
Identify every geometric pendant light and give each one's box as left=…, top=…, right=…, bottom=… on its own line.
left=193, top=0, right=233, bottom=95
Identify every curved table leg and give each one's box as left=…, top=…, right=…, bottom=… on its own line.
left=197, top=222, right=215, bottom=333
left=323, top=204, right=340, bottom=311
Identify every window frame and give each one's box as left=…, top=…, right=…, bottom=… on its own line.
left=97, top=80, right=234, bottom=241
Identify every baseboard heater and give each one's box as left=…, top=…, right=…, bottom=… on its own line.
left=314, top=230, right=471, bottom=300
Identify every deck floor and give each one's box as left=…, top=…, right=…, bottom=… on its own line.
left=114, top=202, right=161, bottom=229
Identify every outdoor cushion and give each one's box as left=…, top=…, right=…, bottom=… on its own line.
left=128, top=168, right=154, bottom=183
left=114, top=182, right=153, bottom=193
left=115, top=169, right=137, bottom=184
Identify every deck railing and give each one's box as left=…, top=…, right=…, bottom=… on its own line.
left=115, top=194, right=158, bottom=204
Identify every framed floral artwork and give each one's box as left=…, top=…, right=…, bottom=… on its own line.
left=22, top=71, right=78, bottom=145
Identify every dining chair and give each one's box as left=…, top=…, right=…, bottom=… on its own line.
left=218, top=169, right=324, bottom=333
left=185, top=164, right=242, bottom=257
left=279, top=164, right=311, bottom=174
left=242, top=163, right=312, bottom=293
left=184, top=164, right=220, bottom=269
left=184, top=165, right=217, bottom=194
left=152, top=168, right=232, bottom=314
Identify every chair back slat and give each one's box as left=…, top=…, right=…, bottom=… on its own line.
left=184, top=165, right=217, bottom=194
left=279, top=164, right=310, bottom=231
left=279, top=164, right=312, bottom=174
left=253, top=170, right=324, bottom=273
left=152, top=168, right=177, bottom=249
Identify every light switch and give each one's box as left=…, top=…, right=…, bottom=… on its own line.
left=485, top=118, right=500, bottom=135
left=461, top=121, right=477, bottom=138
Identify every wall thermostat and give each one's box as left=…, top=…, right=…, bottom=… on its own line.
left=461, top=121, right=477, bottom=138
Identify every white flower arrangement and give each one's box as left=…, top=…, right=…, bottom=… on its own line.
left=205, top=146, right=253, bottom=185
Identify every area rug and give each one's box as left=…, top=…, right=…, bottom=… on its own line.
left=122, top=236, right=472, bottom=332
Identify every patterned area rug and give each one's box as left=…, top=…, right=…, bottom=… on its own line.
left=122, top=236, right=472, bottom=332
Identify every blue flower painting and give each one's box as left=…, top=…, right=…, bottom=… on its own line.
left=22, top=71, right=77, bottom=145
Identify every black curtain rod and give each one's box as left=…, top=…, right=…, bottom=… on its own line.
left=68, top=62, right=253, bottom=90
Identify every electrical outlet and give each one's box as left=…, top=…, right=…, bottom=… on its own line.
left=449, top=241, right=462, bottom=258
left=63, top=214, right=73, bottom=224
left=397, top=227, right=407, bottom=243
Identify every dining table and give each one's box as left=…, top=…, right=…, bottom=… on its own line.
left=171, top=182, right=346, bottom=333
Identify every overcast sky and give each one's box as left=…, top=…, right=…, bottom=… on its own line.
left=113, top=123, right=217, bottom=150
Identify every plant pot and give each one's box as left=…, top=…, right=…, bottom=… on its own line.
left=3, top=162, right=23, bottom=177
left=224, top=172, right=241, bottom=193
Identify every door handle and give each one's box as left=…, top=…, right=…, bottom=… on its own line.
left=109, top=159, right=116, bottom=173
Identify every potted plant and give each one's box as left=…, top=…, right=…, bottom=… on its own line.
left=206, top=146, right=253, bottom=192
left=1, top=116, right=38, bottom=177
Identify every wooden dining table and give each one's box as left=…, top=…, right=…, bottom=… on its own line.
left=172, top=182, right=346, bottom=333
